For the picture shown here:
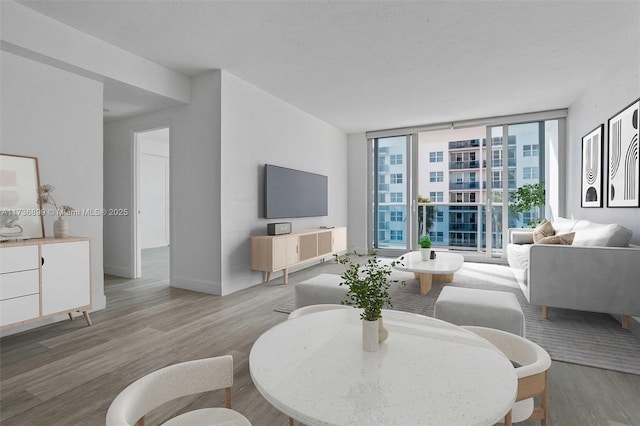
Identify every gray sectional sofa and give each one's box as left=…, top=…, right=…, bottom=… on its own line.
left=506, top=217, right=640, bottom=328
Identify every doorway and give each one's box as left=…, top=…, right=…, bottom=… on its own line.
left=134, top=127, right=170, bottom=278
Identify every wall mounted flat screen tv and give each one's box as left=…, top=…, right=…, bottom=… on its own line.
left=264, top=164, right=328, bottom=219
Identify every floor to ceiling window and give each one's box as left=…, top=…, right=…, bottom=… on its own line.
left=372, top=135, right=411, bottom=254
left=371, top=114, right=563, bottom=259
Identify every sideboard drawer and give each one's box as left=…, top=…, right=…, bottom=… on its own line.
left=0, top=245, right=39, bottom=273
left=0, top=294, right=40, bottom=326
left=0, top=270, right=40, bottom=300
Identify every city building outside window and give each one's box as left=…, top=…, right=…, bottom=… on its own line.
left=390, top=154, right=403, bottom=164
left=523, top=144, right=539, bottom=157
left=523, top=167, right=539, bottom=180
left=429, top=171, right=443, bottom=182
left=436, top=211, right=444, bottom=222
left=390, top=211, right=403, bottom=221
left=429, top=191, right=443, bottom=202
left=390, top=230, right=403, bottom=241
left=390, top=173, right=403, bottom=184
left=390, top=192, right=403, bottom=203
left=429, top=151, right=444, bottom=163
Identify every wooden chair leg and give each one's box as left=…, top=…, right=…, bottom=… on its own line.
left=68, top=312, right=74, bottom=321
left=542, top=306, right=549, bottom=319
left=225, top=387, right=231, bottom=409
left=289, top=418, right=294, bottom=426
left=137, top=416, right=145, bottom=426
left=504, top=409, right=512, bottom=426
left=541, top=371, right=549, bottom=426
left=621, top=315, right=630, bottom=329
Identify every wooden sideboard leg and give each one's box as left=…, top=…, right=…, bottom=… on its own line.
left=542, top=306, right=549, bottom=319
left=68, top=312, right=74, bottom=321
left=283, top=268, right=289, bottom=285
left=82, top=311, right=92, bottom=326
left=265, top=271, right=272, bottom=283
left=621, top=315, right=630, bottom=330
left=289, top=418, right=294, bottom=426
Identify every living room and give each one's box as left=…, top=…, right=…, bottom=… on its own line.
left=1, top=1, right=639, bottom=425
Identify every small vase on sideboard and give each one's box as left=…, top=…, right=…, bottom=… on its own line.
left=53, top=217, right=69, bottom=238
left=362, top=319, right=379, bottom=352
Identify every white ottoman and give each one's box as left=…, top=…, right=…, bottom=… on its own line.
left=434, top=287, right=525, bottom=336
left=295, top=274, right=349, bottom=308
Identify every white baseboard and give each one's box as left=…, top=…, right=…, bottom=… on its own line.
left=171, top=276, right=221, bottom=296
left=104, top=264, right=133, bottom=278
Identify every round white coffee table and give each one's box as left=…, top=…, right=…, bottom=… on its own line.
left=394, top=251, right=464, bottom=295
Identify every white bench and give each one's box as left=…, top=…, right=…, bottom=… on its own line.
left=434, top=286, right=525, bottom=336
left=295, top=273, right=348, bottom=308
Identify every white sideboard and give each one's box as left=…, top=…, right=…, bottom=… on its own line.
left=0, top=237, right=92, bottom=329
left=251, top=227, right=347, bottom=284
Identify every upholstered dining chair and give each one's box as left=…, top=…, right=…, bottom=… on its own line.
left=106, top=355, right=251, bottom=426
left=287, top=303, right=353, bottom=320
left=461, top=326, right=551, bottom=426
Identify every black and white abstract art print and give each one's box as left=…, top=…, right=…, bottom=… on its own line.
left=607, top=98, right=640, bottom=207
left=582, top=125, right=603, bottom=207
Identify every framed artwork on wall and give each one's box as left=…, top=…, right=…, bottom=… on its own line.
left=581, top=124, right=604, bottom=207
left=607, top=98, right=639, bottom=207
left=0, top=154, right=45, bottom=241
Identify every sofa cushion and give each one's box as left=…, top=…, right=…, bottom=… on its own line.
left=533, top=219, right=555, bottom=243
left=537, top=232, right=575, bottom=245
left=511, top=231, right=534, bottom=244
left=507, top=243, right=530, bottom=271
left=571, top=220, right=632, bottom=247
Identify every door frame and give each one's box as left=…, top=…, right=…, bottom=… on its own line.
left=132, top=122, right=172, bottom=278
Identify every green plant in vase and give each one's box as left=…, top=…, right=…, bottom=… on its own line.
left=419, top=235, right=432, bottom=260
left=335, top=252, right=404, bottom=351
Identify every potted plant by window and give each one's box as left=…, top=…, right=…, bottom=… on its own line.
left=509, top=182, right=545, bottom=227
left=419, top=235, right=432, bottom=261
left=335, top=252, right=404, bottom=352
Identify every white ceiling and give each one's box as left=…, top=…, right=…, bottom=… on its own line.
left=18, top=0, right=640, bottom=133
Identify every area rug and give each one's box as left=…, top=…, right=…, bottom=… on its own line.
left=275, top=262, right=640, bottom=375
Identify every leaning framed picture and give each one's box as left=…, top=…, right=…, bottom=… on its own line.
left=0, top=153, right=45, bottom=241
left=581, top=124, right=604, bottom=207
left=607, top=98, right=640, bottom=207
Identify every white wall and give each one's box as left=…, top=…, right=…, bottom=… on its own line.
left=220, top=71, right=348, bottom=294
left=105, top=70, right=348, bottom=295
left=566, top=36, right=640, bottom=244
left=347, top=132, right=369, bottom=253
left=1, top=51, right=105, bottom=335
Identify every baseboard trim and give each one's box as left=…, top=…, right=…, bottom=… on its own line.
left=171, top=276, right=221, bottom=296
left=104, top=264, right=133, bottom=278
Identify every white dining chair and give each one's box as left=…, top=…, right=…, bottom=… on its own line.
left=106, top=355, right=251, bottom=426
left=461, top=326, right=551, bottom=426
left=287, top=303, right=353, bottom=320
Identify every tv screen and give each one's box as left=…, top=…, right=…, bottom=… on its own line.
left=264, top=164, right=328, bottom=219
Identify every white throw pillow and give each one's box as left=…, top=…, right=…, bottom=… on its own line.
left=571, top=220, right=632, bottom=247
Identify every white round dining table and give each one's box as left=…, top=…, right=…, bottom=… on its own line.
left=250, top=309, right=517, bottom=426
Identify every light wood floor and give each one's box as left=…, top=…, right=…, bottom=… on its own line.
left=1, top=247, right=639, bottom=426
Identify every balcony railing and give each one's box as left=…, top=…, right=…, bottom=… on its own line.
left=491, top=181, right=517, bottom=189
left=378, top=183, right=389, bottom=191
left=449, top=181, right=486, bottom=190
left=449, top=160, right=481, bottom=169
left=378, top=164, right=389, bottom=173
left=448, top=139, right=486, bottom=150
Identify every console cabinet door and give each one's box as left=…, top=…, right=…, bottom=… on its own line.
left=272, top=236, right=299, bottom=270
left=41, top=241, right=90, bottom=316
left=332, top=228, right=347, bottom=252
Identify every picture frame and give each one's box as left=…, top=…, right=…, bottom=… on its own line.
left=607, top=97, right=640, bottom=208
left=581, top=124, right=604, bottom=207
left=0, top=153, right=45, bottom=241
